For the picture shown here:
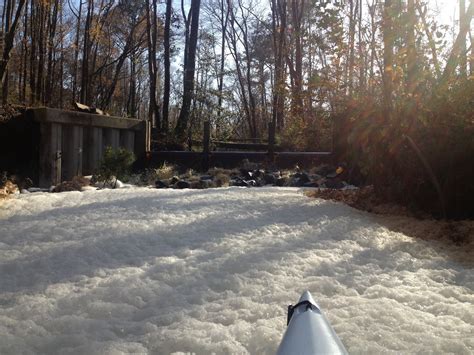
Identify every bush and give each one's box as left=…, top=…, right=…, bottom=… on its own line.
left=336, top=80, right=474, bottom=219
left=94, top=147, right=135, bottom=188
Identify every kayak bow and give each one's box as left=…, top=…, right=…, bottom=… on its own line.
left=277, top=291, right=348, bottom=355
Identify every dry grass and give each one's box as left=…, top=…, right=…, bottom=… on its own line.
left=0, top=181, right=19, bottom=200
left=306, top=186, right=413, bottom=217
left=154, top=163, right=177, bottom=180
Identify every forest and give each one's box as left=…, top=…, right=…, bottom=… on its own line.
left=1, top=0, right=473, bottom=218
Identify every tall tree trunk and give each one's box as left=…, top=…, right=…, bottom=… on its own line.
left=440, top=1, right=473, bottom=86
left=358, top=0, right=365, bottom=90
left=35, top=2, right=46, bottom=103
left=226, top=0, right=257, bottom=138
left=348, top=0, right=356, bottom=95
left=288, top=0, right=304, bottom=120
left=45, top=0, right=59, bottom=105
left=146, top=0, right=160, bottom=132
left=100, top=24, right=140, bottom=110
left=406, top=0, right=417, bottom=94
left=128, top=54, right=137, bottom=117
left=459, top=0, right=467, bottom=78
left=162, top=0, right=172, bottom=132
left=0, top=0, right=27, bottom=103
left=471, top=23, right=474, bottom=76
left=71, top=0, right=82, bottom=104
left=80, top=0, right=93, bottom=105
left=271, top=0, right=286, bottom=131
left=175, top=0, right=201, bottom=141
left=29, top=0, right=36, bottom=104
left=216, top=0, right=229, bottom=137
left=20, top=0, right=28, bottom=103
left=368, top=0, right=377, bottom=95
left=416, top=2, right=441, bottom=78
left=382, top=0, right=394, bottom=121
left=226, top=6, right=253, bottom=137
left=236, top=0, right=258, bottom=138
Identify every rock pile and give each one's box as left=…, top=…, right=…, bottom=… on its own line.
left=154, top=164, right=352, bottom=190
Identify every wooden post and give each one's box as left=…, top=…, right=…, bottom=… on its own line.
left=83, top=127, right=103, bottom=175
left=134, top=121, right=148, bottom=158
left=268, top=121, right=276, bottom=162
left=202, top=121, right=210, bottom=171
left=39, top=123, right=62, bottom=187
left=62, top=125, right=84, bottom=180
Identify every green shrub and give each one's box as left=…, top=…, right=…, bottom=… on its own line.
left=95, top=147, right=135, bottom=188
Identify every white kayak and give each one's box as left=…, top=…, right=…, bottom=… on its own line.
left=277, top=291, right=348, bottom=355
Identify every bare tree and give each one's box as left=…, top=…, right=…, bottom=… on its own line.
left=406, top=0, right=417, bottom=94
left=382, top=0, right=394, bottom=120
left=0, top=0, right=27, bottom=103
left=175, top=0, right=201, bottom=140
left=271, top=0, right=286, bottom=131
left=459, top=0, right=467, bottom=78
left=162, top=0, right=172, bottom=132
left=440, top=1, right=473, bottom=85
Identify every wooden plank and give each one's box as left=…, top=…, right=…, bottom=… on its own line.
left=39, top=123, right=62, bottom=187
left=268, top=122, right=276, bottom=160
left=134, top=121, right=148, bottom=158
left=30, top=107, right=144, bottom=131
left=121, top=130, right=135, bottom=153
left=62, top=125, right=83, bottom=180
left=215, top=142, right=269, bottom=151
left=83, top=127, right=103, bottom=175
left=203, top=121, right=211, bottom=170
left=104, top=128, right=120, bottom=150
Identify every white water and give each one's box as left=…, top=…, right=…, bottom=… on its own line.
left=0, top=187, right=472, bottom=354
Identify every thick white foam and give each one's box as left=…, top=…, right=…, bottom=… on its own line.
left=0, top=187, right=472, bottom=354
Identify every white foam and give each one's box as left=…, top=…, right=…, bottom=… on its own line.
left=0, top=187, right=472, bottom=354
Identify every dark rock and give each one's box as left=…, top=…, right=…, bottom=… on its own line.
left=155, top=180, right=169, bottom=188
left=231, top=178, right=257, bottom=187
left=297, top=172, right=310, bottom=183
left=275, top=176, right=289, bottom=187
left=231, top=178, right=248, bottom=187
left=200, top=175, right=213, bottom=181
left=246, top=179, right=258, bottom=187
left=290, top=172, right=311, bottom=186
left=324, top=178, right=344, bottom=189
left=240, top=169, right=253, bottom=180
left=170, top=176, right=180, bottom=185
left=199, top=179, right=215, bottom=189
left=289, top=178, right=304, bottom=187
left=189, top=181, right=199, bottom=189
left=263, top=173, right=276, bottom=185
left=175, top=180, right=191, bottom=189
left=253, top=169, right=265, bottom=178
left=314, top=165, right=336, bottom=177
left=303, top=182, right=319, bottom=188
left=0, top=171, right=7, bottom=186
